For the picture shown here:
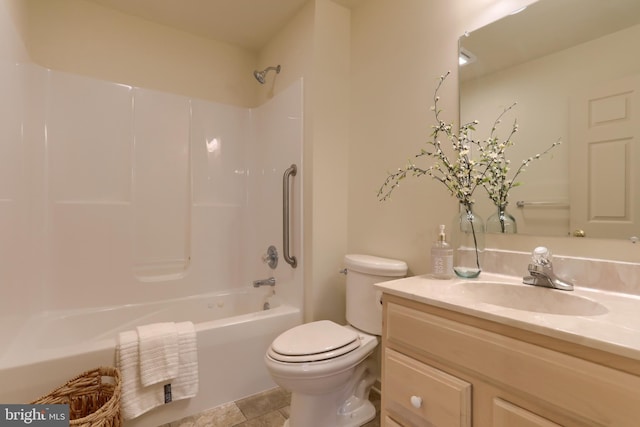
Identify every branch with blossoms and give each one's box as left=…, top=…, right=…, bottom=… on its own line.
left=377, top=71, right=489, bottom=272
left=377, top=70, right=561, bottom=218
left=377, top=71, right=486, bottom=209
left=482, top=141, right=561, bottom=210
left=477, top=106, right=562, bottom=210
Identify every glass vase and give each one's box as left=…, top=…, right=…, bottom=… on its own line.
left=486, top=205, right=517, bottom=234
left=451, top=203, right=485, bottom=278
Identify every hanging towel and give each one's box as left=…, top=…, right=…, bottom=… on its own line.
left=117, top=330, right=165, bottom=420
left=170, top=321, right=199, bottom=400
left=137, top=322, right=179, bottom=387
left=116, top=321, right=199, bottom=420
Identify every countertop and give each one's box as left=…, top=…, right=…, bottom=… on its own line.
left=375, top=272, right=640, bottom=362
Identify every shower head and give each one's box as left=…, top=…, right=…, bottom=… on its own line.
left=253, top=65, right=281, bottom=84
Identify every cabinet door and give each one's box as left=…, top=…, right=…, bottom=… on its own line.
left=493, top=398, right=563, bottom=427
left=384, top=348, right=471, bottom=426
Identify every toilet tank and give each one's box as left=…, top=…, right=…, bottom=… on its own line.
left=344, top=254, right=408, bottom=335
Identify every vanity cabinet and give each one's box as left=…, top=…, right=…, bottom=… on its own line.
left=381, top=294, right=640, bottom=427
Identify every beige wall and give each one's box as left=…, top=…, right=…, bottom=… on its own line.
left=256, top=1, right=314, bottom=107
left=348, top=0, right=534, bottom=275
left=308, top=0, right=351, bottom=322
left=349, top=0, right=455, bottom=276
left=259, top=0, right=352, bottom=323
left=0, top=0, right=30, bottom=62
left=23, top=0, right=258, bottom=107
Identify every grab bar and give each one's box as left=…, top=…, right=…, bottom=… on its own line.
left=516, top=200, right=569, bottom=208
left=283, top=164, right=298, bottom=268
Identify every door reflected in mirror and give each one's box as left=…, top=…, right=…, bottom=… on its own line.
left=459, top=0, right=640, bottom=240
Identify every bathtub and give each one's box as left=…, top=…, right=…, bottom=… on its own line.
left=0, top=287, right=301, bottom=427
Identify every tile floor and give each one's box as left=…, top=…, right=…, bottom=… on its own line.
left=162, top=386, right=381, bottom=427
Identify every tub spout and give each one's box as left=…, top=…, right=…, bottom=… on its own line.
left=253, top=277, right=276, bottom=287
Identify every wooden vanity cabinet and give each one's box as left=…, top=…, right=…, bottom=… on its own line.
left=380, top=294, right=640, bottom=427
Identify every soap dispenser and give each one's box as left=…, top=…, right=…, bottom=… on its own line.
left=431, top=224, right=453, bottom=279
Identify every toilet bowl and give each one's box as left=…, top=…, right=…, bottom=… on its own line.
left=265, top=254, right=407, bottom=427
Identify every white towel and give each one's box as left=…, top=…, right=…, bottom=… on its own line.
left=137, top=322, right=179, bottom=387
left=170, top=321, right=199, bottom=399
left=117, top=321, right=199, bottom=420
left=117, top=330, right=165, bottom=420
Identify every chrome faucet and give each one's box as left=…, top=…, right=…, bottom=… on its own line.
left=253, top=277, right=276, bottom=288
left=523, top=247, right=573, bottom=291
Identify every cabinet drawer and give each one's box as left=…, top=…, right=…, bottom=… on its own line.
left=384, top=348, right=471, bottom=427
left=493, top=398, right=563, bottom=427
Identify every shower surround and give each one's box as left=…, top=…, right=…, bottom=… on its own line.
left=0, top=62, right=303, bottom=423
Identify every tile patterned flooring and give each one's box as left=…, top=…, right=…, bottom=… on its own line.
left=162, top=386, right=381, bottom=427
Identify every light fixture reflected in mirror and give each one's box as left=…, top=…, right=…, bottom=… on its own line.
left=459, top=47, right=476, bottom=66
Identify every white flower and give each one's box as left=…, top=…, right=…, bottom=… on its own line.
left=378, top=71, right=561, bottom=213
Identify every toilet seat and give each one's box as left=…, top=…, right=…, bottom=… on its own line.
left=268, top=320, right=361, bottom=363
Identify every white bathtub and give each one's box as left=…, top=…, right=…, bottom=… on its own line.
left=0, top=287, right=301, bottom=427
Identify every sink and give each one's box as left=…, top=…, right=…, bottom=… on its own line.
left=455, top=281, right=608, bottom=316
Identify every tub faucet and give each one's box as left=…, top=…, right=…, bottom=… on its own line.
left=523, top=247, right=573, bottom=291
left=253, top=277, right=276, bottom=287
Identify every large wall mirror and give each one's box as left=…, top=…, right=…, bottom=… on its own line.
left=459, top=0, right=640, bottom=240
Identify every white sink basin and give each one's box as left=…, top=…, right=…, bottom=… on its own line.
left=455, top=281, right=608, bottom=316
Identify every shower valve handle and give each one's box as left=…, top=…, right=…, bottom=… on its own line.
left=262, top=245, right=278, bottom=269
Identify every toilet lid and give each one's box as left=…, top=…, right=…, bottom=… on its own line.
left=269, top=320, right=360, bottom=363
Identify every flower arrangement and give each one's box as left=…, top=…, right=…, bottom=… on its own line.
left=378, top=71, right=486, bottom=276
left=377, top=72, right=484, bottom=208
left=378, top=71, right=560, bottom=276
left=480, top=111, right=561, bottom=232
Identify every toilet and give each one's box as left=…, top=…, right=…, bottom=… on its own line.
left=265, top=254, right=408, bottom=427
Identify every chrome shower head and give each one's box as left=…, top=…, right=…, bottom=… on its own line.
left=253, top=65, right=281, bottom=84
left=253, top=70, right=266, bottom=84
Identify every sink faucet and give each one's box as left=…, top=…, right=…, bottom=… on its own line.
left=253, top=277, right=276, bottom=288
left=523, top=247, right=573, bottom=291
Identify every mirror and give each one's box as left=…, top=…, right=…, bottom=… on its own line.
left=459, top=0, right=640, bottom=240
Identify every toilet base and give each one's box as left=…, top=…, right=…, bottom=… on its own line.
left=284, top=399, right=375, bottom=427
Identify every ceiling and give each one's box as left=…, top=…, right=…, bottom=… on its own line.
left=85, top=0, right=361, bottom=51
left=86, top=0, right=308, bottom=51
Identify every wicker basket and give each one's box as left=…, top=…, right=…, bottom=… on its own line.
left=31, top=367, right=122, bottom=427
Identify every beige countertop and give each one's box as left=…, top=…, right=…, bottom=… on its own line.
left=375, top=272, right=640, bottom=362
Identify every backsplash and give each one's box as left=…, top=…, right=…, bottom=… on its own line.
left=483, top=249, right=640, bottom=296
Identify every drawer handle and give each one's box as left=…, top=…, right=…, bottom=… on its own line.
left=410, top=395, right=423, bottom=408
